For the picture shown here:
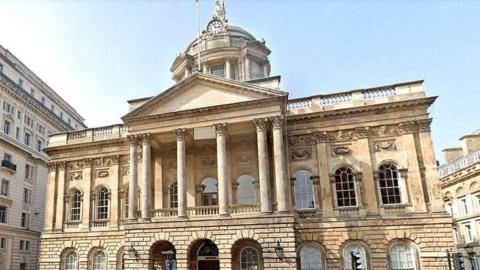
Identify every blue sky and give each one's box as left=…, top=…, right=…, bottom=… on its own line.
left=0, top=0, right=479, bottom=163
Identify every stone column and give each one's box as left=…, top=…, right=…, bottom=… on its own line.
left=215, top=123, right=229, bottom=216
left=225, top=59, right=231, bottom=79
left=140, top=134, right=152, bottom=221
left=81, top=160, right=92, bottom=230
left=253, top=118, right=272, bottom=214
left=44, top=164, right=57, bottom=231
left=127, top=135, right=138, bottom=221
left=175, top=128, right=187, bottom=218
left=271, top=115, right=289, bottom=213
left=244, top=57, right=251, bottom=81
left=314, top=133, right=334, bottom=216
left=54, top=162, right=66, bottom=231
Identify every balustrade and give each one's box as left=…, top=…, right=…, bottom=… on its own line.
left=187, top=206, right=219, bottom=216
left=230, top=204, right=260, bottom=215
left=287, top=98, right=312, bottom=110
left=152, top=208, right=177, bottom=218
left=320, top=93, right=352, bottom=106
left=362, top=87, right=396, bottom=100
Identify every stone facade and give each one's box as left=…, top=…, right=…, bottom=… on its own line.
left=439, top=131, right=480, bottom=269
left=39, top=2, right=454, bottom=270
left=0, top=44, right=86, bottom=270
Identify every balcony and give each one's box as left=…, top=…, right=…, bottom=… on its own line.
left=0, top=160, right=16, bottom=173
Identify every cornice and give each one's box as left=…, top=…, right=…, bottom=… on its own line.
left=125, top=95, right=286, bottom=125
left=286, top=96, right=436, bottom=123
left=44, top=137, right=128, bottom=154
left=440, top=163, right=480, bottom=188
left=0, top=73, right=75, bottom=131
left=0, top=134, right=48, bottom=163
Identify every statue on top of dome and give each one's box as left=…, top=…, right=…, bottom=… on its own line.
left=213, top=0, right=226, bottom=21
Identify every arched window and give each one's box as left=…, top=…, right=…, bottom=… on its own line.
left=294, top=170, right=315, bottom=209
left=237, top=175, right=256, bottom=205
left=201, top=178, right=218, bottom=206
left=389, top=243, right=416, bottom=270
left=62, top=250, right=78, bottom=270
left=240, top=247, right=259, bottom=270
left=69, top=189, right=82, bottom=222
left=92, top=250, right=107, bottom=270
left=96, top=187, right=109, bottom=220
left=300, top=244, right=322, bottom=270
left=343, top=243, right=368, bottom=270
left=170, top=183, right=178, bottom=208
left=378, top=163, right=402, bottom=205
left=335, top=167, right=357, bottom=207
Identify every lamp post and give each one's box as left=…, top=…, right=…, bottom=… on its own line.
left=128, top=243, right=139, bottom=261
left=275, top=241, right=284, bottom=260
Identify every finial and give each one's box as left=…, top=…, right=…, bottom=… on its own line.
left=213, top=0, right=227, bottom=22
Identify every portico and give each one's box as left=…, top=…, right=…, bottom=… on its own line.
left=122, top=73, right=290, bottom=221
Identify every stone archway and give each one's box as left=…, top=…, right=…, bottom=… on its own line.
left=149, top=240, right=176, bottom=270
left=188, top=239, right=219, bottom=270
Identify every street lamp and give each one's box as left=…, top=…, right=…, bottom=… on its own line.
left=128, top=243, right=138, bottom=260
left=274, top=241, right=284, bottom=260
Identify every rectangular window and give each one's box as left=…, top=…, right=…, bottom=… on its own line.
left=3, top=153, right=11, bottom=162
left=0, top=63, right=3, bottom=73
left=0, top=179, right=9, bottom=196
left=15, top=127, right=20, bottom=140
left=18, top=79, right=23, bottom=88
left=17, top=110, right=21, bottom=119
left=23, top=188, right=31, bottom=204
left=37, top=139, right=43, bottom=152
left=30, top=88, right=35, bottom=96
left=210, top=65, right=225, bottom=77
left=41, top=97, right=45, bottom=104
left=21, top=213, right=29, bottom=228
left=20, top=263, right=26, bottom=270
left=453, top=228, right=459, bottom=244
left=465, top=223, right=473, bottom=242
left=0, top=206, right=6, bottom=223
left=60, top=112, right=63, bottom=119
left=3, top=120, right=10, bottom=135
left=19, top=240, right=24, bottom=250
left=459, top=197, right=469, bottom=216
left=25, top=240, right=30, bottom=250
left=24, top=132, right=30, bottom=146
left=25, top=164, right=32, bottom=180
left=446, top=202, right=453, bottom=216
left=0, top=238, right=6, bottom=249
left=50, top=104, right=54, bottom=112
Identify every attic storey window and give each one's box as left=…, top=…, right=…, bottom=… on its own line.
left=210, top=65, right=225, bottom=77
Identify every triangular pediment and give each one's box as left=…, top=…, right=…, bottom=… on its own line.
left=123, top=73, right=286, bottom=120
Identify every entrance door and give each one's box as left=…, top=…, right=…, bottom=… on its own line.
left=198, top=260, right=219, bottom=270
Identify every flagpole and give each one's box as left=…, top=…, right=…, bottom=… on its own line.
left=196, top=0, right=201, bottom=72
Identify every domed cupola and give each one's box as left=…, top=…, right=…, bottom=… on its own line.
left=171, top=0, right=272, bottom=82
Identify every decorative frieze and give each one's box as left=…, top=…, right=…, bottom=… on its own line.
left=68, top=171, right=82, bottom=181
left=68, top=159, right=91, bottom=170
left=288, top=120, right=431, bottom=146
left=95, top=169, right=109, bottom=178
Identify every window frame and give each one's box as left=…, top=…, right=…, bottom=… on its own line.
left=0, top=205, right=7, bottom=223
left=69, top=189, right=82, bottom=222
left=240, top=246, right=260, bottom=270
left=342, top=242, right=369, bottom=270
left=377, top=163, right=404, bottom=205
left=293, top=170, right=316, bottom=210
left=298, top=242, right=325, bottom=270
left=334, top=167, right=359, bottom=208
left=92, top=249, right=107, bottom=270
left=236, top=175, right=257, bottom=205
left=388, top=242, right=418, bottom=270
left=62, top=250, right=78, bottom=270
left=95, top=186, right=110, bottom=220
left=169, top=182, right=178, bottom=208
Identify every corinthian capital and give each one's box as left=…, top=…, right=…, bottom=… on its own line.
left=174, top=128, right=186, bottom=141
left=140, top=133, right=151, bottom=145
left=127, top=135, right=138, bottom=146
left=214, top=123, right=228, bottom=136
left=270, top=115, right=284, bottom=130
left=253, top=117, right=269, bottom=132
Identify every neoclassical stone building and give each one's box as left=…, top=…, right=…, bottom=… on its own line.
left=439, top=130, right=480, bottom=269
left=39, top=2, right=454, bottom=270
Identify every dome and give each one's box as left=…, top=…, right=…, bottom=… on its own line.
left=183, top=24, right=257, bottom=56
left=170, top=1, right=272, bottom=83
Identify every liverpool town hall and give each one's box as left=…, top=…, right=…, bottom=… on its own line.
left=39, top=2, right=455, bottom=270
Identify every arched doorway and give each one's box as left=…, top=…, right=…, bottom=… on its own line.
left=188, top=239, right=219, bottom=270
left=149, top=241, right=176, bottom=270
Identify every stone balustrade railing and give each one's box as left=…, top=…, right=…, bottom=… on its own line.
left=187, top=206, right=219, bottom=216
left=152, top=208, right=177, bottom=218
left=48, top=124, right=127, bottom=147
left=287, top=80, right=425, bottom=114
left=438, top=149, right=480, bottom=178
left=229, top=204, right=260, bottom=215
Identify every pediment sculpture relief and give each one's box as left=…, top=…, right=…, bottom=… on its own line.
left=374, top=140, right=396, bottom=152
left=290, top=148, right=312, bottom=161
left=96, top=169, right=109, bottom=178
left=332, top=145, right=352, bottom=156
left=69, top=171, right=82, bottom=181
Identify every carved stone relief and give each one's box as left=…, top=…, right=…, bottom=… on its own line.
left=290, top=148, right=312, bottom=161
left=96, top=169, right=109, bottom=178
left=121, top=166, right=129, bottom=176
left=331, top=144, right=352, bottom=156
left=69, top=171, right=82, bottom=181
left=374, top=140, right=397, bottom=152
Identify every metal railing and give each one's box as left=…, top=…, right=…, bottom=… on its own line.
left=0, top=160, right=16, bottom=172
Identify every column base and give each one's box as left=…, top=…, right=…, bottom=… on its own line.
left=259, top=211, right=273, bottom=215
left=125, top=218, right=138, bottom=224
left=275, top=210, right=291, bottom=215
left=218, top=213, right=230, bottom=217
left=177, top=215, right=188, bottom=220
left=138, top=217, right=151, bottom=223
